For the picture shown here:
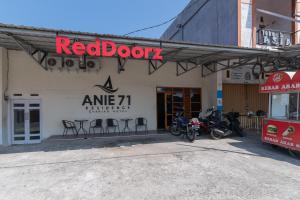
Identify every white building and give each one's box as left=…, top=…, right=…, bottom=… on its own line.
left=0, top=24, right=274, bottom=145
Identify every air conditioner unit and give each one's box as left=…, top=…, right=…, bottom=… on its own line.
left=46, top=56, right=61, bottom=70
left=86, top=58, right=101, bottom=72
left=64, top=57, right=79, bottom=70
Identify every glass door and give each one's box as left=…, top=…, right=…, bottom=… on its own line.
left=12, top=100, right=41, bottom=144
left=157, top=87, right=202, bottom=129
left=165, top=92, right=173, bottom=128
left=12, top=102, right=26, bottom=144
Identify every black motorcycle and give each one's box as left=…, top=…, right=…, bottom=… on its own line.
left=169, top=112, right=196, bottom=142
left=210, top=112, right=244, bottom=140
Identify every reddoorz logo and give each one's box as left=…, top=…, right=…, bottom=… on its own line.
left=56, top=36, right=163, bottom=60
left=82, top=76, right=131, bottom=113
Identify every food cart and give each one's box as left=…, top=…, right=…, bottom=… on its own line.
left=260, top=71, right=300, bottom=152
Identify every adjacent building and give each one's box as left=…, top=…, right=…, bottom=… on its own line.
left=162, top=0, right=300, bottom=114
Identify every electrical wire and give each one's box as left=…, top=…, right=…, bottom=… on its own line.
left=123, top=0, right=204, bottom=36
left=123, top=17, right=177, bottom=36
left=168, top=0, right=211, bottom=40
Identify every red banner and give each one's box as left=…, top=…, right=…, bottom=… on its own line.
left=262, top=118, right=300, bottom=151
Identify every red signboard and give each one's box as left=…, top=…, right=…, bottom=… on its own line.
left=262, top=118, right=300, bottom=151
left=56, top=36, right=163, bottom=60
left=259, top=71, right=293, bottom=93
left=259, top=71, right=300, bottom=93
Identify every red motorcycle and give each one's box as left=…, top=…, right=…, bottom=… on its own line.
left=189, top=118, right=201, bottom=136
left=197, top=107, right=219, bottom=135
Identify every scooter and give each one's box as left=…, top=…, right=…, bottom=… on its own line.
left=169, top=112, right=196, bottom=142
left=210, top=112, right=244, bottom=139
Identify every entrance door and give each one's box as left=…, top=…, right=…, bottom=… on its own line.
left=156, top=91, right=173, bottom=129
left=157, top=93, right=165, bottom=129
left=12, top=100, right=41, bottom=144
left=165, top=92, right=173, bottom=128
left=157, top=87, right=202, bottom=129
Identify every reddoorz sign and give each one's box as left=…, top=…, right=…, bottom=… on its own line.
left=56, top=36, right=163, bottom=60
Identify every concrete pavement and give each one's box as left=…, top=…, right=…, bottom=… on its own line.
left=0, top=132, right=299, bottom=200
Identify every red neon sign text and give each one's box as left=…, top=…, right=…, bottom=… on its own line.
left=56, top=36, right=163, bottom=60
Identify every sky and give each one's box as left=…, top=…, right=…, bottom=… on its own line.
left=0, top=0, right=190, bottom=38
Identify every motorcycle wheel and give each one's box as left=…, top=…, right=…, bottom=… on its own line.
left=186, top=129, right=196, bottom=142
left=169, top=125, right=181, bottom=136
left=234, top=126, right=245, bottom=137
left=198, top=127, right=207, bottom=135
left=210, top=129, right=223, bottom=140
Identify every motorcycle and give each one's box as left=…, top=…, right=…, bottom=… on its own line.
left=169, top=112, right=196, bottom=142
left=189, top=117, right=201, bottom=137
left=210, top=111, right=244, bottom=140
left=197, top=107, right=219, bottom=135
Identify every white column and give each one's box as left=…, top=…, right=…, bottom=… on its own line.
left=295, top=1, right=300, bottom=44
left=216, top=70, right=223, bottom=111
left=241, top=0, right=253, bottom=47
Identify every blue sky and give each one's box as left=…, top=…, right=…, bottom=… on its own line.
left=0, top=0, right=190, bottom=38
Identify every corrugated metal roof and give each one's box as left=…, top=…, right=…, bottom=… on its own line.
left=0, top=23, right=277, bottom=64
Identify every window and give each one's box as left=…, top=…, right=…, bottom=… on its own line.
left=270, top=94, right=289, bottom=120
left=289, top=93, right=298, bottom=120
left=270, top=93, right=299, bottom=120
left=173, top=89, right=183, bottom=102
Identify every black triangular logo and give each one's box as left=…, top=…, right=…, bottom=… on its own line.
left=94, top=76, right=119, bottom=93
left=103, top=76, right=113, bottom=90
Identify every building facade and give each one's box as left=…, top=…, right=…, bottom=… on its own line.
left=3, top=24, right=267, bottom=145
left=0, top=46, right=216, bottom=145
left=0, top=19, right=283, bottom=145
left=162, top=0, right=300, bottom=114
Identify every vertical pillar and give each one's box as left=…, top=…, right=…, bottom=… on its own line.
left=237, top=0, right=241, bottom=46
left=216, top=70, right=223, bottom=111
left=293, top=0, right=300, bottom=44
left=251, top=0, right=256, bottom=48
left=239, top=0, right=255, bottom=47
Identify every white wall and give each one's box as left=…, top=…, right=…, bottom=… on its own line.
left=222, top=65, right=264, bottom=84
left=7, top=50, right=216, bottom=141
left=241, top=0, right=254, bottom=47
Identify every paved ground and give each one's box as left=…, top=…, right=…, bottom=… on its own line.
left=0, top=131, right=300, bottom=200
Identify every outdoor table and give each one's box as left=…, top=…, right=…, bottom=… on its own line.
left=75, top=120, right=88, bottom=135
left=120, top=118, right=133, bottom=133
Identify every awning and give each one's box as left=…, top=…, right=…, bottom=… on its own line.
left=0, top=23, right=280, bottom=76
